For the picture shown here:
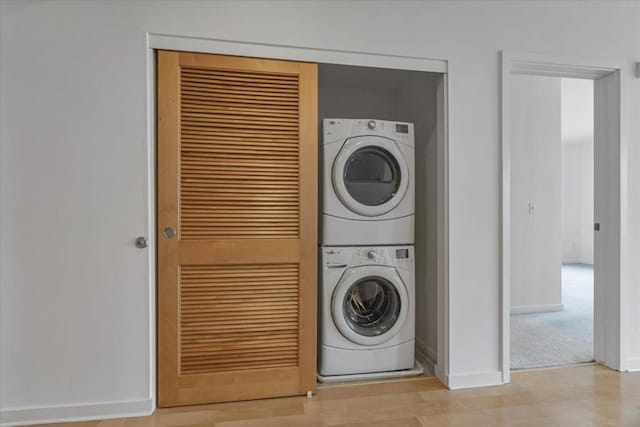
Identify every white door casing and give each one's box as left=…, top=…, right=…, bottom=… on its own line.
left=594, top=70, right=622, bottom=369
left=500, top=51, right=626, bottom=383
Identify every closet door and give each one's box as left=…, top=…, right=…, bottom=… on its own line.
left=157, top=50, right=317, bottom=407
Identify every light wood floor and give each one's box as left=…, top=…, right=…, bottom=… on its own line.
left=34, top=364, right=640, bottom=426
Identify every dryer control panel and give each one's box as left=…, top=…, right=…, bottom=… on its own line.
left=323, top=118, right=415, bottom=147
left=321, top=246, right=414, bottom=270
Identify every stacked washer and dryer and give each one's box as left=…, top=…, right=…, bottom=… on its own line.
left=318, top=118, right=419, bottom=382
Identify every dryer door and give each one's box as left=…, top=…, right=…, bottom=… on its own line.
left=332, top=136, right=409, bottom=216
left=332, top=265, right=409, bottom=346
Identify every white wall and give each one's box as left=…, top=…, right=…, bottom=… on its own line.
left=562, top=144, right=583, bottom=263
left=509, top=75, right=562, bottom=313
left=2, top=1, right=640, bottom=423
left=579, top=143, right=594, bottom=264
left=318, top=88, right=397, bottom=122
left=562, top=143, right=594, bottom=264
left=396, top=74, right=439, bottom=369
left=561, top=78, right=594, bottom=265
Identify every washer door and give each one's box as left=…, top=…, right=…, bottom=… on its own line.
left=332, top=136, right=409, bottom=217
left=332, top=266, right=409, bottom=346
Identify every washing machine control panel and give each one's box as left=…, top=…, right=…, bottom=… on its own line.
left=322, top=248, right=349, bottom=269
left=322, top=246, right=414, bottom=270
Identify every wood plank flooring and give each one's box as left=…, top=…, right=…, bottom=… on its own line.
left=33, top=364, right=640, bottom=426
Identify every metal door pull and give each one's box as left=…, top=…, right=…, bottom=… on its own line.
left=135, top=236, right=149, bottom=248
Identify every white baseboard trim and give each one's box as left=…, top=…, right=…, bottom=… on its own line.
left=621, top=358, right=640, bottom=372
left=434, top=364, right=448, bottom=388
left=0, top=398, right=153, bottom=426
left=446, top=370, right=503, bottom=390
left=415, top=336, right=448, bottom=388
left=511, top=303, right=564, bottom=314
left=414, top=342, right=435, bottom=377
left=419, top=344, right=503, bottom=390
left=595, top=358, right=620, bottom=372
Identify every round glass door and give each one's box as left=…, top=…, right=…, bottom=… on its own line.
left=343, top=147, right=401, bottom=206
left=332, top=265, right=409, bottom=346
left=343, top=276, right=401, bottom=337
left=332, top=136, right=409, bottom=217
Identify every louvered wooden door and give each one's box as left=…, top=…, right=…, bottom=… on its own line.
left=157, top=51, right=317, bottom=407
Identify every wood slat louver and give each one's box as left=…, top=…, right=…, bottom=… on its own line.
left=180, top=264, right=299, bottom=375
left=157, top=51, right=317, bottom=407
left=180, top=66, right=300, bottom=240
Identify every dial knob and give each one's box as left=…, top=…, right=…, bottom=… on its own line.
left=367, top=120, right=376, bottom=130
left=367, top=250, right=377, bottom=259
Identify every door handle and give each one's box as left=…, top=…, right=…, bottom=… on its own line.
left=135, top=236, right=149, bottom=249
left=163, top=227, right=176, bottom=238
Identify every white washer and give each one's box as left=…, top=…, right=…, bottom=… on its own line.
left=318, top=245, right=415, bottom=377
left=321, top=118, right=415, bottom=246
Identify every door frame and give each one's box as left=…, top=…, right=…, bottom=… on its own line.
left=500, top=51, right=628, bottom=383
left=145, top=34, right=451, bottom=407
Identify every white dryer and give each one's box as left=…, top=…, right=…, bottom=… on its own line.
left=321, top=118, right=415, bottom=246
left=318, top=245, right=415, bottom=377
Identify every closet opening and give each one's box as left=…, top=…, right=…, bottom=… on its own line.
left=317, top=63, right=446, bottom=378
left=150, top=39, right=450, bottom=406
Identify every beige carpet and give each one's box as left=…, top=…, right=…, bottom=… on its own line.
left=511, top=264, right=594, bottom=370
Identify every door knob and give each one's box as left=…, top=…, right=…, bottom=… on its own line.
left=163, top=227, right=176, bottom=238
left=135, top=236, right=149, bottom=249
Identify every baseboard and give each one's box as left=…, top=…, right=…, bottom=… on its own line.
left=446, top=370, right=503, bottom=390
left=0, top=398, right=153, bottom=426
left=414, top=342, right=435, bottom=377
left=414, top=338, right=448, bottom=388
left=511, top=303, right=564, bottom=314
left=621, top=358, right=640, bottom=372
left=595, top=357, right=620, bottom=372
left=434, top=364, right=448, bottom=388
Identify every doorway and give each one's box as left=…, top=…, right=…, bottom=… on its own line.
left=500, top=52, right=624, bottom=382
left=508, top=75, right=595, bottom=370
